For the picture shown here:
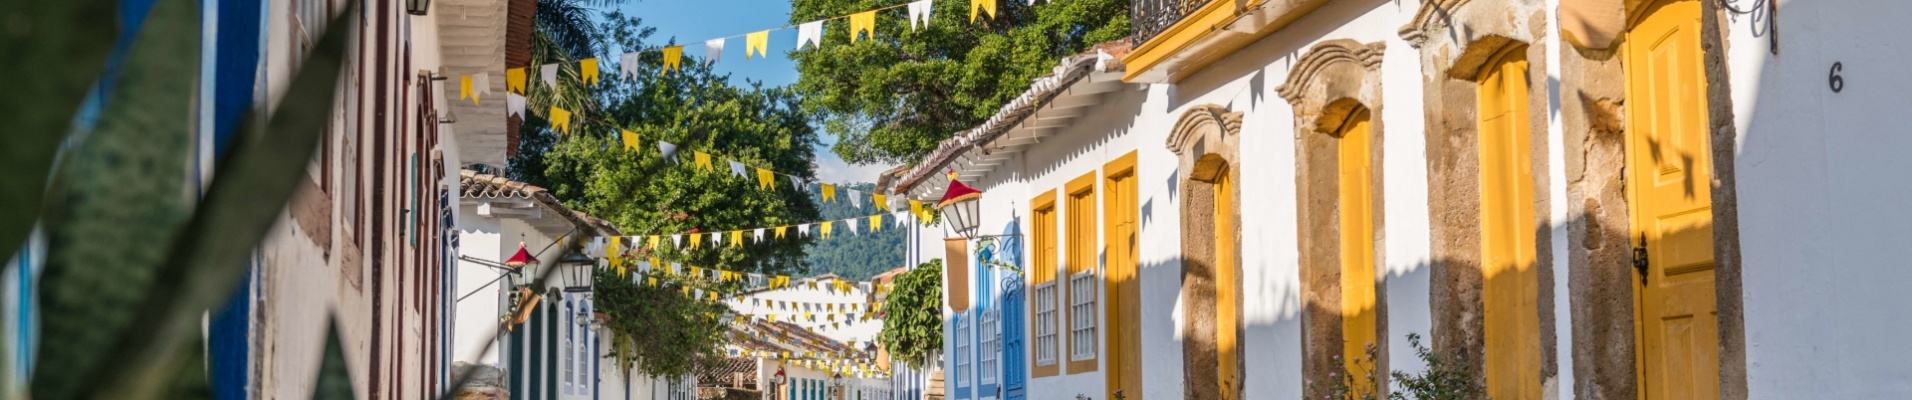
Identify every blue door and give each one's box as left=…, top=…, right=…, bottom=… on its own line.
left=1001, top=277, right=1026, bottom=400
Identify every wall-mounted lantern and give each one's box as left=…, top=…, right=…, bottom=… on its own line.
left=936, top=170, right=983, bottom=240
left=406, top=0, right=431, bottom=15
left=559, top=251, right=595, bottom=293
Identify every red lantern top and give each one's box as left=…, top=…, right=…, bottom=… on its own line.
left=936, top=171, right=981, bottom=209
left=505, top=241, right=538, bottom=268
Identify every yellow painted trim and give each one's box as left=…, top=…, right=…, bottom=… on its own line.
left=1477, top=43, right=1542, bottom=400
left=1102, top=151, right=1141, bottom=399
left=1336, top=107, right=1376, bottom=396
left=1031, top=189, right=1062, bottom=378
left=1121, top=0, right=1262, bottom=82
left=1065, top=171, right=1100, bottom=374
left=1212, top=163, right=1240, bottom=399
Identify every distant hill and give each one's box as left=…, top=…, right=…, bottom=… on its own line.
left=802, top=182, right=906, bottom=280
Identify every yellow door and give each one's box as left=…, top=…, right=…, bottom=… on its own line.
left=1213, top=163, right=1240, bottom=400
left=1337, top=107, right=1377, bottom=394
left=1105, top=153, right=1142, bottom=400
left=1624, top=1, right=1719, bottom=399
left=1478, top=45, right=1543, bottom=400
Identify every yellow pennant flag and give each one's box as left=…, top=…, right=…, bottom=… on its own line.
left=689, top=233, right=704, bottom=249
left=971, top=0, right=996, bottom=21
left=869, top=214, right=883, bottom=232
left=682, top=286, right=691, bottom=296
left=580, top=58, right=600, bottom=85
left=757, top=168, right=776, bottom=190
left=648, top=236, right=660, bottom=249
left=607, top=236, right=622, bottom=261
left=874, top=193, right=889, bottom=211
left=747, top=30, right=770, bottom=59
left=769, top=315, right=779, bottom=323
left=910, top=199, right=925, bottom=219
left=819, top=220, right=833, bottom=239
left=650, top=257, right=662, bottom=273
left=460, top=75, right=474, bottom=102
left=707, top=291, right=718, bottom=301
left=774, top=226, right=788, bottom=239
left=691, top=266, right=703, bottom=278
left=822, top=184, right=836, bottom=202
left=730, top=231, right=743, bottom=247
left=621, top=130, right=641, bottom=151
left=506, top=67, right=527, bottom=94
left=662, top=46, right=684, bottom=73
left=849, top=11, right=876, bottom=42
left=550, top=107, right=572, bottom=133
left=647, top=277, right=658, bottom=287
left=694, top=151, right=714, bottom=171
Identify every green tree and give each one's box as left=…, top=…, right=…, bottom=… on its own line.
left=789, top=0, right=1129, bottom=165
left=802, top=182, right=907, bottom=280
left=879, top=259, right=944, bottom=368
left=510, top=11, right=822, bottom=376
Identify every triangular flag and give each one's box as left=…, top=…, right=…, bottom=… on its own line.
left=910, top=200, right=924, bottom=218
left=849, top=11, right=876, bottom=42
left=895, top=211, right=909, bottom=228
left=847, top=218, right=860, bottom=235
left=621, top=130, right=641, bottom=151
left=549, top=107, right=572, bottom=133
left=970, top=0, right=996, bottom=21
left=507, top=93, right=526, bottom=118
left=621, top=52, right=640, bottom=79
left=474, top=73, right=492, bottom=99
left=874, top=193, right=890, bottom=211
left=540, top=63, right=559, bottom=87
left=506, top=67, right=527, bottom=93
left=908, top=0, right=933, bottom=31
left=820, top=220, right=834, bottom=239
left=822, top=184, right=836, bottom=203
left=647, top=277, right=658, bottom=287
left=658, top=141, right=680, bottom=161
left=648, top=236, right=660, bottom=249
left=870, top=215, right=883, bottom=232
left=747, top=30, right=770, bottom=59
left=694, top=151, right=714, bottom=171
left=798, top=224, right=811, bottom=237
left=775, top=226, right=788, bottom=239
left=730, top=231, right=743, bottom=247
left=797, top=20, right=824, bottom=49
left=713, top=231, right=724, bottom=246
left=757, top=168, right=776, bottom=190
left=689, top=233, right=703, bottom=249
left=662, top=46, right=684, bottom=73
left=728, top=160, right=747, bottom=178
left=607, top=236, right=623, bottom=261
left=705, top=38, right=725, bottom=66
left=849, top=190, right=863, bottom=208
left=459, top=75, right=473, bottom=102
left=671, top=235, right=683, bottom=248
left=754, top=228, right=765, bottom=242
left=580, top=58, right=600, bottom=85
left=788, top=175, right=806, bottom=191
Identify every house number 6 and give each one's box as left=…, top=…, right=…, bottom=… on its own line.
left=1829, top=62, right=1844, bottom=93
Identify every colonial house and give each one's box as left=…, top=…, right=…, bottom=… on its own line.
left=889, top=0, right=1909, bottom=399
left=722, top=274, right=890, bottom=400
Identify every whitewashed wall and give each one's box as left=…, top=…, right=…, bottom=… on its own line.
left=1728, top=0, right=1912, bottom=398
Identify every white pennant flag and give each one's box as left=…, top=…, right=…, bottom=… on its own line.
left=847, top=218, right=860, bottom=235
left=798, top=224, right=811, bottom=237
left=540, top=63, right=559, bottom=87
left=473, top=73, right=493, bottom=98
left=621, top=52, right=641, bottom=79
left=705, top=38, right=725, bottom=66
left=797, top=20, right=824, bottom=49
left=714, top=231, right=725, bottom=246
left=908, top=0, right=932, bottom=31
left=788, top=175, right=806, bottom=191
left=894, top=211, right=909, bottom=228
left=672, top=235, right=683, bottom=248
left=754, top=228, right=766, bottom=242
left=507, top=93, right=526, bottom=118
left=848, top=190, right=863, bottom=208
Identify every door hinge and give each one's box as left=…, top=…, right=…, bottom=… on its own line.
left=1632, top=233, right=1650, bottom=283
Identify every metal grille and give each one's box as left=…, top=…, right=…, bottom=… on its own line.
left=1069, top=271, right=1098, bottom=361
left=980, top=309, right=1000, bottom=384
left=1132, top=0, right=1213, bottom=47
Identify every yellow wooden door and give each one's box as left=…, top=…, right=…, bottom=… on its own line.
left=1478, top=45, right=1543, bottom=400
left=1213, top=163, right=1240, bottom=400
left=1105, top=154, right=1142, bottom=400
left=1624, top=1, right=1719, bottom=399
left=1337, top=108, right=1377, bottom=394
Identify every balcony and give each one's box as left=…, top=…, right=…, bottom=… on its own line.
left=1122, top=0, right=1331, bottom=83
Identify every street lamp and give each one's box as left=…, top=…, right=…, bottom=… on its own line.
left=405, top=0, right=431, bottom=15
left=771, top=367, right=787, bottom=400
left=935, top=170, right=983, bottom=240
left=830, top=372, right=844, bottom=400
left=559, top=250, right=595, bottom=293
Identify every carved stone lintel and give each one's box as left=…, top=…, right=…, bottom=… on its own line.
left=1166, top=104, right=1244, bottom=157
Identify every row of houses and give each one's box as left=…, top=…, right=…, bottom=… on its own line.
left=884, top=0, right=1911, bottom=399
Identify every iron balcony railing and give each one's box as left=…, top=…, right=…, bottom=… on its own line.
left=1132, top=0, right=1211, bottom=47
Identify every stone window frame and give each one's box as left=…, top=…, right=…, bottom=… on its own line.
left=1397, top=0, right=1561, bottom=395
left=1273, top=38, right=1392, bottom=390
left=1164, top=104, right=1244, bottom=400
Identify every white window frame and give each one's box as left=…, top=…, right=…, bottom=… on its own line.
left=578, top=300, right=592, bottom=392
left=955, top=317, right=972, bottom=387
left=563, top=301, right=575, bottom=393
left=1033, top=281, right=1059, bottom=366
left=1068, top=270, right=1098, bottom=361
left=979, top=308, right=999, bottom=385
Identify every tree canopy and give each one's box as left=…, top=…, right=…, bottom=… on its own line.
left=789, top=0, right=1129, bottom=165
left=509, top=9, right=821, bottom=377
left=879, top=259, right=944, bottom=368
left=801, top=182, right=907, bottom=280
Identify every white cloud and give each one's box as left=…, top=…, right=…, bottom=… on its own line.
left=813, top=152, right=895, bottom=185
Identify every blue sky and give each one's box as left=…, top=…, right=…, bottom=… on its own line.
left=607, top=0, right=897, bottom=185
